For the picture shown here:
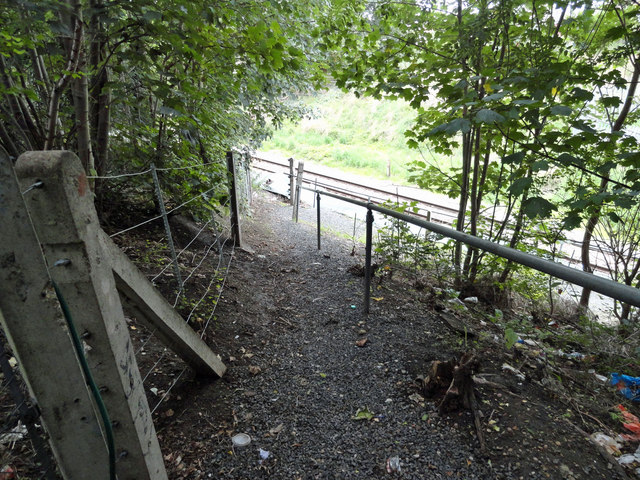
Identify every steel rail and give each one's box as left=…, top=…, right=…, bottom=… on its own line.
left=313, top=188, right=640, bottom=308
left=252, top=155, right=459, bottom=218
left=256, top=156, right=614, bottom=270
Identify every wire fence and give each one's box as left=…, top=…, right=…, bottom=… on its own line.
left=94, top=152, right=250, bottom=419
left=0, top=151, right=251, bottom=478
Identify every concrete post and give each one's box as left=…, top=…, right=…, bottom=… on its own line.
left=288, top=157, right=295, bottom=205
left=227, top=151, right=242, bottom=247
left=15, top=151, right=167, bottom=480
left=0, top=149, right=110, bottom=479
left=293, top=161, right=305, bottom=222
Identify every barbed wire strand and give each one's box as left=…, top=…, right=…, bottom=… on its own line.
left=135, top=219, right=232, bottom=356
left=183, top=234, right=235, bottom=320
left=110, top=186, right=218, bottom=238
left=150, top=219, right=213, bottom=283
left=150, top=236, right=236, bottom=415
left=200, top=241, right=236, bottom=337
left=87, top=160, right=222, bottom=180
left=149, top=197, right=232, bottom=283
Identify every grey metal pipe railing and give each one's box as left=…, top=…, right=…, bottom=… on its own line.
left=301, top=186, right=640, bottom=310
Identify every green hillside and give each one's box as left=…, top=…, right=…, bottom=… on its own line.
left=262, top=89, right=432, bottom=182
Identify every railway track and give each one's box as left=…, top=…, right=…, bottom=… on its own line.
left=251, top=154, right=617, bottom=274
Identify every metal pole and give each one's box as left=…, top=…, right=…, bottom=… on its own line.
left=317, top=192, right=321, bottom=250
left=312, top=188, right=640, bottom=308
left=364, top=206, right=374, bottom=314
left=227, top=151, right=242, bottom=248
left=151, top=163, right=183, bottom=293
left=288, top=157, right=295, bottom=205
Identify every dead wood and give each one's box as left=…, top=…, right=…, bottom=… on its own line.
left=169, top=214, right=217, bottom=248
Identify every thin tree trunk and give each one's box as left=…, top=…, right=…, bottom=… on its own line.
left=579, top=61, right=640, bottom=310
left=45, top=13, right=83, bottom=149
left=463, top=128, right=482, bottom=280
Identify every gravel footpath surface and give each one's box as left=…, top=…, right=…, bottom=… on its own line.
left=149, top=190, right=618, bottom=480
left=151, top=192, right=497, bottom=479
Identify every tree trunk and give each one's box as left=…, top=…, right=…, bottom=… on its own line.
left=579, top=61, right=639, bottom=310
left=45, top=7, right=83, bottom=150
left=454, top=127, right=473, bottom=283
left=463, top=128, right=482, bottom=280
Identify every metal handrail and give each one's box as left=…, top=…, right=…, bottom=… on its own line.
left=302, top=185, right=640, bottom=311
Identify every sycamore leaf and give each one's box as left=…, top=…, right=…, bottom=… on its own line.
left=562, top=213, right=582, bottom=230
left=550, top=105, right=572, bottom=116
left=475, top=109, right=505, bottom=124
left=531, top=160, right=549, bottom=172
left=483, top=91, right=509, bottom=102
left=608, top=211, right=622, bottom=223
left=508, top=177, right=532, bottom=196
left=571, top=120, right=597, bottom=134
left=428, top=118, right=471, bottom=136
left=503, top=151, right=526, bottom=164
left=523, top=196, right=556, bottom=219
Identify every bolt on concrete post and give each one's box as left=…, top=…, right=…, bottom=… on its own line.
left=150, top=163, right=183, bottom=294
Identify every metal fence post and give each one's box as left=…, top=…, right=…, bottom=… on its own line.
left=364, top=206, right=374, bottom=314
left=227, top=151, right=242, bottom=247
left=317, top=192, right=321, bottom=250
left=288, top=157, right=295, bottom=205
left=293, top=161, right=305, bottom=222
left=150, top=163, right=183, bottom=293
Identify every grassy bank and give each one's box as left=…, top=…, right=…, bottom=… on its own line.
left=262, top=89, right=435, bottom=182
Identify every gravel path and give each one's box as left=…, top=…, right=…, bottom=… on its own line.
left=158, top=191, right=496, bottom=479
left=151, top=190, right=618, bottom=480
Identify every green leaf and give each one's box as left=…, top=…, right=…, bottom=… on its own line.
left=570, top=88, right=594, bottom=101
left=600, top=96, right=622, bottom=108
left=550, top=105, right=572, bottom=116
left=503, top=151, right=526, bottom=164
left=504, top=328, right=519, bottom=349
left=522, top=196, right=556, bottom=219
left=531, top=160, right=549, bottom=172
left=562, top=212, right=582, bottom=230
left=508, top=177, right=532, bottom=196
left=608, top=211, right=622, bottom=223
left=428, top=118, right=471, bottom=136
left=571, top=120, right=597, bottom=134
left=513, top=99, right=537, bottom=105
left=483, top=91, right=509, bottom=102
left=475, top=109, right=505, bottom=124
left=352, top=407, right=374, bottom=421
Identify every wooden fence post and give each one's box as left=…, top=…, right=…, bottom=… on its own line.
left=227, top=151, right=242, bottom=247
left=0, top=149, right=110, bottom=479
left=15, top=151, right=167, bottom=480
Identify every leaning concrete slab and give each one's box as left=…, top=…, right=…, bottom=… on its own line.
left=98, top=230, right=226, bottom=377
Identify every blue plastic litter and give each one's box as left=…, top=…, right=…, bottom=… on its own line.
left=611, top=373, right=640, bottom=402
